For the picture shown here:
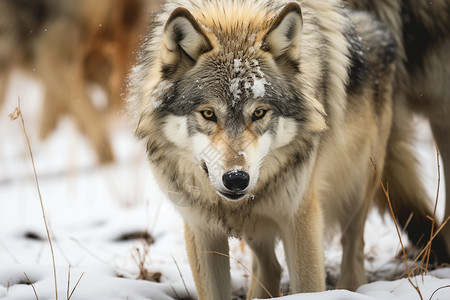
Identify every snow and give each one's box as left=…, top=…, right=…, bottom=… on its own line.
left=1, top=72, right=450, bottom=299
left=229, top=58, right=269, bottom=105
left=251, top=76, right=268, bottom=99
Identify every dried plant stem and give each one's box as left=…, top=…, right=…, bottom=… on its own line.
left=202, top=250, right=273, bottom=298
left=24, top=272, right=39, bottom=300
left=70, top=237, right=110, bottom=265
left=370, top=158, right=410, bottom=275
left=172, top=256, right=192, bottom=299
left=371, top=158, right=424, bottom=300
left=66, top=266, right=71, bottom=300
left=428, top=285, right=450, bottom=300
left=409, top=216, right=450, bottom=268
left=68, top=272, right=84, bottom=300
left=408, top=277, right=424, bottom=300
left=10, top=100, right=58, bottom=300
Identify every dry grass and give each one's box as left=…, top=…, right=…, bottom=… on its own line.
left=23, top=273, right=39, bottom=300
left=202, top=250, right=274, bottom=298
left=10, top=99, right=84, bottom=300
left=172, top=256, right=193, bottom=299
left=10, top=99, right=58, bottom=300
left=371, top=143, right=450, bottom=300
left=66, top=266, right=84, bottom=300
left=131, top=234, right=162, bottom=282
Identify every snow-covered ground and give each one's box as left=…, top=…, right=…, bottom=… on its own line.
left=1, top=71, right=450, bottom=299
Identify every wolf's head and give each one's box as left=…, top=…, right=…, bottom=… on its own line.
left=133, top=2, right=328, bottom=202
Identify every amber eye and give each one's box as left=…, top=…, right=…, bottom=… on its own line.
left=252, top=109, right=267, bottom=121
left=201, top=110, right=217, bottom=122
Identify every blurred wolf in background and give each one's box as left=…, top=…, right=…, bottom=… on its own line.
left=128, top=0, right=401, bottom=297
left=0, top=0, right=156, bottom=163
left=345, top=0, right=450, bottom=265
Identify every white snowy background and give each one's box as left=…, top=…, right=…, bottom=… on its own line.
left=1, top=71, right=450, bottom=300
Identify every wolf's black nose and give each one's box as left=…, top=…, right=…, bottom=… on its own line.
left=222, top=171, right=250, bottom=192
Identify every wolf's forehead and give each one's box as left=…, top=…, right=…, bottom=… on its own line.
left=198, top=53, right=271, bottom=107
left=227, top=57, right=270, bottom=105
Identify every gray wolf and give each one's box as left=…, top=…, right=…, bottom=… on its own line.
left=128, top=0, right=396, bottom=297
left=345, top=0, right=450, bottom=265
left=0, top=0, right=151, bottom=163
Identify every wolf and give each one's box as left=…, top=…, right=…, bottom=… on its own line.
left=344, top=0, right=450, bottom=264
left=128, top=0, right=397, bottom=298
left=0, top=0, right=152, bottom=163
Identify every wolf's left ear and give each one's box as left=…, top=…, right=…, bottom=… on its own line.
left=161, top=8, right=212, bottom=76
left=262, top=2, right=303, bottom=61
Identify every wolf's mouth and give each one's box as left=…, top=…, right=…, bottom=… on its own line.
left=201, top=161, right=248, bottom=201
left=218, top=191, right=246, bottom=201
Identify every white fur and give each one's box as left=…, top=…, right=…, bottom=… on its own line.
left=247, top=132, right=273, bottom=193
left=273, top=117, right=298, bottom=148
left=162, top=115, right=190, bottom=148
left=190, top=131, right=274, bottom=200
left=191, top=133, right=228, bottom=192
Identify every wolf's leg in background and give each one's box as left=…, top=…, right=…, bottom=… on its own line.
left=279, top=186, right=325, bottom=293
left=67, top=78, right=115, bottom=163
left=380, top=103, right=450, bottom=263
left=430, top=122, right=450, bottom=258
left=0, top=72, right=9, bottom=111
left=336, top=184, right=372, bottom=290
left=184, top=222, right=231, bottom=300
left=40, top=82, right=67, bottom=140
left=246, top=235, right=281, bottom=299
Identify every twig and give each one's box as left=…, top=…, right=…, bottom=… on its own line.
left=370, top=158, right=410, bottom=275
left=172, top=256, right=192, bottom=299
left=10, top=100, right=58, bottom=300
left=409, top=216, right=450, bottom=268
left=0, top=239, right=19, bottom=263
left=70, top=237, right=110, bottom=265
left=67, top=266, right=71, bottom=300
left=407, top=277, right=423, bottom=300
left=24, top=272, right=39, bottom=300
left=168, top=283, right=181, bottom=299
left=428, top=285, right=450, bottom=300
left=68, top=272, right=84, bottom=300
left=202, top=251, right=273, bottom=298
left=371, top=158, right=426, bottom=300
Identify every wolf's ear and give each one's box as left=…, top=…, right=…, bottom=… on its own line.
left=262, top=2, right=302, bottom=61
left=161, top=8, right=212, bottom=76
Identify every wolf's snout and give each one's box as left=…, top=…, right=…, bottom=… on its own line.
left=222, top=171, right=250, bottom=192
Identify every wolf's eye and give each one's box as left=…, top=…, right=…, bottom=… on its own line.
left=201, top=110, right=217, bottom=122
left=252, top=109, right=267, bottom=121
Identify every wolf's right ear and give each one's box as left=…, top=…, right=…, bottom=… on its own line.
left=161, top=8, right=212, bottom=76
left=262, top=2, right=303, bottom=61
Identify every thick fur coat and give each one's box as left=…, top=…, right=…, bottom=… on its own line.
left=128, top=0, right=397, bottom=298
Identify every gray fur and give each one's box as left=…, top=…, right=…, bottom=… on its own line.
left=128, top=0, right=397, bottom=297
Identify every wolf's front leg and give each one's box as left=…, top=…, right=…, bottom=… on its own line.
left=184, top=222, right=231, bottom=300
left=279, top=187, right=325, bottom=293
left=336, top=193, right=369, bottom=290
left=246, top=235, right=281, bottom=299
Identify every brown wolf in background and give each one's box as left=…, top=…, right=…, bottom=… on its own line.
left=0, top=0, right=158, bottom=163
